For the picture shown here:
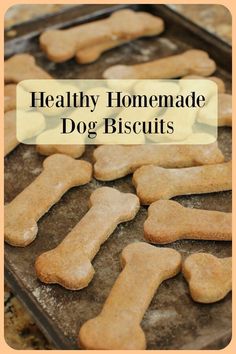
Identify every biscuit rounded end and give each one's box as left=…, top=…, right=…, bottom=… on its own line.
left=144, top=200, right=184, bottom=244
left=183, top=253, right=232, bottom=303
left=184, top=50, right=216, bottom=77
left=35, top=249, right=95, bottom=290
left=93, top=145, right=130, bottom=181
left=40, top=30, right=77, bottom=62
left=4, top=213, right=38, bottom=247
left=42, top=154, right=92, bottom=185
left=79, top=317, right=146, bottom=349
left=89, top=187, right=140, bottom=221
left=133, top=165, right=172, bottom=204
left=121, top=242, right=182, bottom=278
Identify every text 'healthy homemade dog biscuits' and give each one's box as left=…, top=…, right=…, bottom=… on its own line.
left=133, top=161, right=232, bottom=204
left=40, top=10, right=164, bottom=63
left=103, top=50, right=216, bottom=79
left=16, top=78, right=218, bottom=146
left=94, top=144, right=224, bottom=180
left=4, top=54, right=52, bottom=83
left=79, top=242, right=181, bottom=349
left=144, top=200, right=232, bottom=244
left=35, top=187, right=140, bottom=290
left=183, top=253, right=232, bottom=303
left=5, top=155, right=92, bottom=246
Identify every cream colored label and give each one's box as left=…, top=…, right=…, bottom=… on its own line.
left=16, top=79, right=218, bottom=145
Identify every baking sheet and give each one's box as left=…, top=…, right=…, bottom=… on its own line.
left=4, top=4, right=232, bottom=350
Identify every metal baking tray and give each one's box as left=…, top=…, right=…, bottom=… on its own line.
left=4, top=4, right=232, bottom=350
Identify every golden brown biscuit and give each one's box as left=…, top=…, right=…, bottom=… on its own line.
left=35, top=187, right=140, bottom=290
left=144, top=200, right=232, bottom=244
left=40, top=10, right=164, bottom=63
left=79, top=242, right=181, bottom=349
left=103, top=50, right=216, bottom=79
left=5, top=54, right=52, bottom=83
left=5, top=155, right=92, bottom=246
left=93, top=143, right=224, bottom=181
left=182, top=253, right=232, bottom=303
left=133, top=161, right=232, bottom=205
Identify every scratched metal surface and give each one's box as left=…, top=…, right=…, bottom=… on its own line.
left=4, top=4, right=232, bottom=350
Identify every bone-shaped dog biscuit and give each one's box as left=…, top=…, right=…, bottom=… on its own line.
left=5, top=155, right=92, bottom=246
left=5, top=54, right=52, bottom=83
left=79, top=242, right=181, bottom=349
left=36, top=144, right=85, bottom=158
left=133, top=161, right=232, bottom=205
left=182, top=253, right=232, bottom=303
left=40, top=10, right=164, bottom=63
left=35, top=187, right=140, bottom=290
left=94, top=143, right=224, bottom=181
left=103, top=49, right=216, bottom=79
left=144, top=200, right=232, bottom=244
